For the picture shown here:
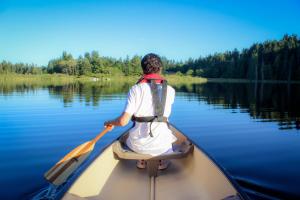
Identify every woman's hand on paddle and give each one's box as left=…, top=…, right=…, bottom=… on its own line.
left=104, top=121, right=114, bottom=131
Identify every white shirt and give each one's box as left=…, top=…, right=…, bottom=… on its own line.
left=124, top=82, right=177, bottom=156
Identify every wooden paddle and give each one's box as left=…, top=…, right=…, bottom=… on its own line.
left=44, top=126, right=112, bottom=186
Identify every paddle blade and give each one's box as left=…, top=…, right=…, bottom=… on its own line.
left=44, top=141, right=95, bottom=186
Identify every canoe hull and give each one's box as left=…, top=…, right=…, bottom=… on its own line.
left=62, top=125, right=246, bottom=200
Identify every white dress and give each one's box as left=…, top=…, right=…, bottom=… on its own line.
left=124, top=82, right=177, bottom=156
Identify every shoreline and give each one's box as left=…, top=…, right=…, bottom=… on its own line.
left=1, top=74, right=300, bottom=85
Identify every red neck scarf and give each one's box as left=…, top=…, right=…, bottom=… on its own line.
left=137, top=73, right=165, bottom=84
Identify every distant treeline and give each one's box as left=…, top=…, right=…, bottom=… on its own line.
left=1, top=34, right=299, bottom=81
left=167, top=34, right=300, bottom=81
left=0, top=62, right=44, bottom=74
left=0, top=52, right=176, bottom=76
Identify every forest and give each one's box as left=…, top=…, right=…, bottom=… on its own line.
left=168, top=34, right=300, bottom=81
left=0, top=34, right=299, bottom=81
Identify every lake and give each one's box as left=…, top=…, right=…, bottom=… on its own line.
left=0, top=81, right=300, bottom=200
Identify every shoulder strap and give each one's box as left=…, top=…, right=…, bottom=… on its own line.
left=161, top=80, right=168, bottom=116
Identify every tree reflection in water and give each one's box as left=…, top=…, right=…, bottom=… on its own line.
left=174, top=82, right=300, bottom=130
left=1, top=81, right=299, bottom=130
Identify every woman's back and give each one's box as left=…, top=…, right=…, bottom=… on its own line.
left=125, top=82, right=177, bottom=156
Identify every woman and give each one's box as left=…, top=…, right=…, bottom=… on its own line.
left=104, top=53, right=177, bottom=169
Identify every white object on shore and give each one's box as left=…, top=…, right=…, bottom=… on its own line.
left=91, top=77, right=99, bottom=81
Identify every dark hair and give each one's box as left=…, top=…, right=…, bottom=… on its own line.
left=141, top=53, right=162, bottom=74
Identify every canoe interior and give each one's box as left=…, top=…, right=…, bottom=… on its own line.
left=62, top=126, right=244, bottom=200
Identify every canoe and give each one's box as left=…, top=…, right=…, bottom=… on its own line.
left=61, top=124, right=248, bottom=200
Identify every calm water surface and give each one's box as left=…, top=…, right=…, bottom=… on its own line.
left=0, top=82, right=300, bottom=200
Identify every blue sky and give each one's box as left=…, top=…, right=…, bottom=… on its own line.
left=1, top=0, right=300, bottom=65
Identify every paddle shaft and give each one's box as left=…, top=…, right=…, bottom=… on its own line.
left=92, top=127, right=110, bottom=143
left=57, top=127, right=110, bottom=165
left=58, top=127, right=110, bottom=165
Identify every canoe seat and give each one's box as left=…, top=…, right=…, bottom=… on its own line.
left=112, top=133, right=194, bottom=177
